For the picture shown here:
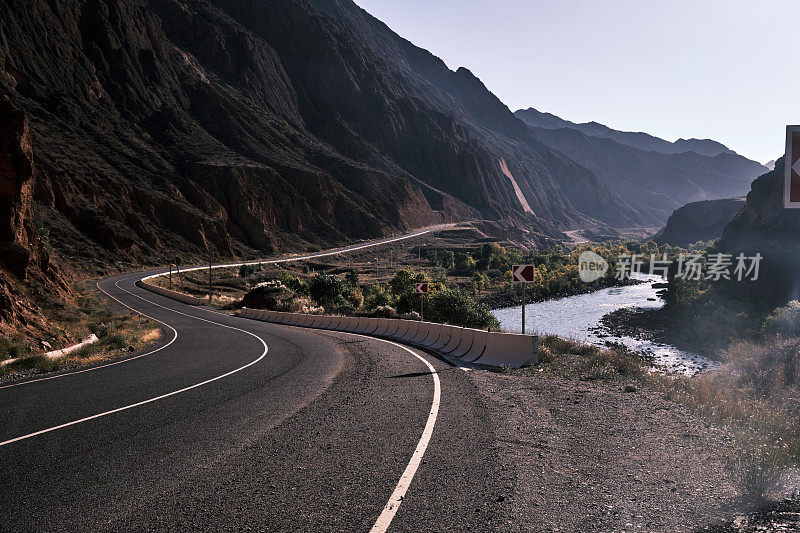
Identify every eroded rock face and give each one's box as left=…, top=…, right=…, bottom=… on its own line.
left=719, top=158, right=800, bottom=304
left=0, top=98, right=69, bottom=334
left=0, top=0, right=652, bottom=270
left=0, top=97, right=36, bottom=278
left=654, top=198, right=745, bottom=247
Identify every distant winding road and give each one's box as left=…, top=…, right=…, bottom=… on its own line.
left=0, top=226, right=508, bottom=531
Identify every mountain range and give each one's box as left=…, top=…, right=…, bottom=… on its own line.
left=0, top=0, right=774, bottom=333
left=515, top=108, right=767, bottom=220
left=0, top=0, right=665, bottom=276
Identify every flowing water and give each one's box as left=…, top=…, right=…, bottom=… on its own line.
left=491, top=275, right=718, bottom=375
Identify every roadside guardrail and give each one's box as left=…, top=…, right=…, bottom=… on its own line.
left=239, top=308, right=538, bottom=368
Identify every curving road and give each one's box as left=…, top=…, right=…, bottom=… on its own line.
left=0, top=232, right=510, bottom=531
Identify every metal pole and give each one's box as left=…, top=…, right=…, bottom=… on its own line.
left=169, top=265, right=172, bottom=290
left=208, top=259, right=212, bottom=305
left=522, top=283, right=526, bottom=334
left=420, top=294, right=424, bottom=321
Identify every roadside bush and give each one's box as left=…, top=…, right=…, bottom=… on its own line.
left=102, top=333, right=127, bottom=350
left=308, top=274, right=347, bottom=309
left=3, top=354, right=58, bottom=375
left=371, top=305, right=397, bottom=318
left=88, top=322, right=110, bottom=339
left=762, top=301, right=800, bottom=338
left=425, top=289, right=499, bottom=329
left=0, top=340, right=28, bottom=360
left=364, top=284, right=391, bottom=310
left=239, top=264, right=259, bottom=278
left=345, top=287, right=364, bottom=309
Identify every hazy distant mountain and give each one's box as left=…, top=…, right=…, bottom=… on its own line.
left=515, top=108, right=737, bottom=157
left=515, top=108, right=767, bottom=220
left=765, top=160, right=776, bottom=170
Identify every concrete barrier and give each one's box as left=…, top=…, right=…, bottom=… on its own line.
left=238, top=309, right=537, bottom=368
left=400, top=321, right=421, bottom=342
left=354, top=318, right=371, bottom=334
left=384, top=319, right=401, bottom=337
left=476, top=333, right=538, bottom=367
left=136, top=280, right=208, bottom=306
left=393, top=320, right=411, bottom=339
left=449, top=328, right=476, bottom=358
left=461, top=330, right=488, bottom=362
left=409, top=323, right=431, bottom=345
left=373, top=318, right=390, bottom=336
left=440, top=327, right=465, bottom=354
left=429, top=326, right=452, bottom=350
left=362, top=318, right=380, bottom=335
left=420, top=324, right=444, bottom=348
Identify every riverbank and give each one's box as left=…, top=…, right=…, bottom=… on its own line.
left=601, top=306, right=725, bottom=361
left=491, top=277, right=716, bottom=374
left=470, top=335, right=800, bottom=531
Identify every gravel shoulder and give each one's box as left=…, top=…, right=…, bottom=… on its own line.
left=469, top=369, right=740, bottom=532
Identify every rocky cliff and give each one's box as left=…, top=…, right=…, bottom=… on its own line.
left=653, top=198, right=745, bottom=247
left=718, top=159, right=800, bottom=305
left=0, top=97, right=69, bottom=336
left=0, top=0, right=656, bottom=276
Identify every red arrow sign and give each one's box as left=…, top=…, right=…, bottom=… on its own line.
left=786, top=125, right=800, bottom=208
left=415, top=283, right=429, bottom=294
left=512, top=264, right=535, bottom=282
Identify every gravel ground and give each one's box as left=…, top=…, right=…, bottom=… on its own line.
left=469, top=370, right=741, bottom=532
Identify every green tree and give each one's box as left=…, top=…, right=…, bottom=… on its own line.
left=426, top=289, right=499, bottom=329
left=308, top=274, right=347, bottom=308
left=345, top=269, right=359, bottom=287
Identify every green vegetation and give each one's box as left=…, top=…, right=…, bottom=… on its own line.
left=1, top=287, right=160, bottom=378
left=242, top=267, right=498, bottom=329
left=655, top=338, right=800, bottom=501
left=507, top=334, right=645, bottom=381
left=427, top=240, right=674, bottom=308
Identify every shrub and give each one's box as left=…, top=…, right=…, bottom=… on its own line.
left=425, top=289, right=499, bottom=329
left=3, top=354, right=58, bottom=375
left=239, top=264, right=258, bottom=278
left=308, top=274, right=347, bottom=309
left=88, top=322, right=110, bottom=339
left=762, top=301, right=800, bottom=338
left=345, top=287, right=364, bottom=308
left=372, top=305, right=397, bottom=318
left=102, top=333, right=127, bottom=350
left=364, top=284, right=391, bottom=310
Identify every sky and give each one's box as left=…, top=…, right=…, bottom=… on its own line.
left=354, top=0, right=798, bottom=164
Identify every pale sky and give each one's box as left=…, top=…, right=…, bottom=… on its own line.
left=354, top=0, right=797, bottom=164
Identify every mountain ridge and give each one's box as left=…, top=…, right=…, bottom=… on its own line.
left=515, top=107, right=767, bottom=221
left=515, top=107, right=743, bottom=157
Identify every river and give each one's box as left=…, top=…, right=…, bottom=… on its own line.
left=491, top=275, right=717, bottom=375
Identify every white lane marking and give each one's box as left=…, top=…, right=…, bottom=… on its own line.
left=0, top=281, right=270, bottom=447
left=247, top=319, right=441, bottom=533
left=368, top=338, right=440, bottom=533
left=0, top=275, right=178, bottom=390
left=2, top=225, right=446, bottom=390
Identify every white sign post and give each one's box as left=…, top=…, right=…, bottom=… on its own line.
left=415, top=283, right=429, bottom=321
left=785, top=125, right=800, bottom=208
left=512, top=265, right=536, bottom=334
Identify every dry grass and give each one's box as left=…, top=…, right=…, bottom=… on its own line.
left=650, top=337, right=800, bottom=501
left=1, top=287, right=161, bottom=378
left=507, top=334, right=645, bottom=382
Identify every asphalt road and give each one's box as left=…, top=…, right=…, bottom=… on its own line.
left=0, top=259, right=509, bottom=530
